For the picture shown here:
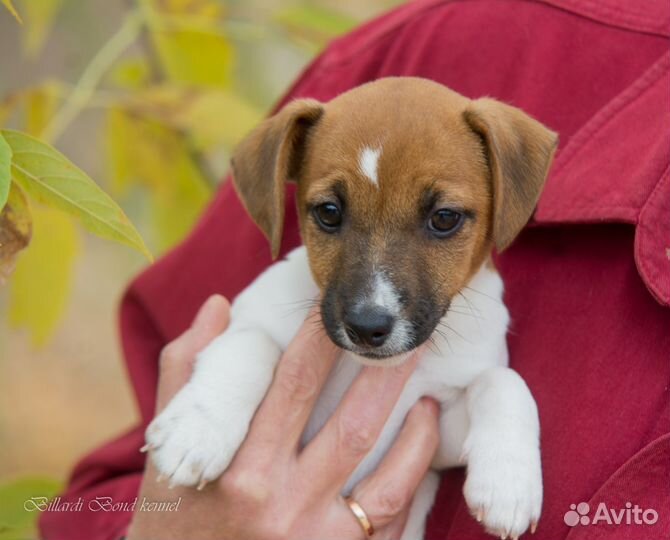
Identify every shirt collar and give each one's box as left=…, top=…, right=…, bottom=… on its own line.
left=533, top=52, right=670, bottom=306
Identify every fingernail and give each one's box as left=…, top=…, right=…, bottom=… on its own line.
left=193, top=294, right=227, bottom=327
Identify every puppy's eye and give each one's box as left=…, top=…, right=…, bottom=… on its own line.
left=313, top=203, right=342, bottom=232
left=427, top=209, right=463, bottom=238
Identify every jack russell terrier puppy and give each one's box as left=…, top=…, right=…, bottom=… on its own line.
left=144, top=77, right=558, bottom=540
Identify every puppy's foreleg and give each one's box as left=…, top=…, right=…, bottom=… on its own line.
left=431, top=393, right=469, bottom=469
left=146, top=325, right=282, bottom=487
left=461, top=366, right=542, bottom=539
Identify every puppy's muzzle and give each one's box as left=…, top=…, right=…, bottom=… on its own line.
left=343, top=305, right=395, bottom=348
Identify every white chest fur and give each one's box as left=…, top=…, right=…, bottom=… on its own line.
left=146, top=246, right=542, bottom=540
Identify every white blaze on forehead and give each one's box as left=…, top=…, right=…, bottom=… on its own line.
left=359, top=146, right=381, bottom=186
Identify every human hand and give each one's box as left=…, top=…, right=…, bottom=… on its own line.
left=127, top=294, right=439, bottom=540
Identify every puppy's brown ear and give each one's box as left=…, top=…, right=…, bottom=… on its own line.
left=231, top=99, right=324, bottom=259
left=464, top=98, right=558, bottom=251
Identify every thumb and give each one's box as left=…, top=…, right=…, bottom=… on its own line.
left=156, top=294, right=231, bottom=410
left=190, top=294, right=231, bottom=346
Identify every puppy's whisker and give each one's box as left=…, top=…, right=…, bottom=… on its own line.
left=433, top=327, right=453, bottom=353
left=276, top=298, right=321, bottom=319
left=446, top=308, right=481, bottom=320
left=457, top=290, right=484, bottom=326
left=463, top=285, right=503, bottom=304
left=438, top=321, right=472, bottom=345
left=426, top=335, right=443, bottom=357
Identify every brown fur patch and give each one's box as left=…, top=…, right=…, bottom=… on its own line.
left=232, top=77, right=557, bottom=354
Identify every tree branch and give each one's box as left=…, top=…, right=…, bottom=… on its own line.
left=41, top=9, right=143, bottom=143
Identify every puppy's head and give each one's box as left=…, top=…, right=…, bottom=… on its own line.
left=232, top=77, right=557, bottom=363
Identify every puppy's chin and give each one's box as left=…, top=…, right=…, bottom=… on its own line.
left=348, top=349, right=416, bottom=367
left=321, top=319, right=431, bottom=366
left=334, top=331, right=421, bottom=366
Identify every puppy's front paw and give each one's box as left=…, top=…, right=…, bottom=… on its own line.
left=462, top=432, right=542, bottom=539
left=145, top=385, right=249, bottom=488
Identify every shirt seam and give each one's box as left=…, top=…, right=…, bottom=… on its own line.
left=318, top=0, right=669, bottom=72
left=540, top=0, right=670, bottom=37
left=635, top=164, right=670, bottom=306
left=548, top=52, right=670, bottom=180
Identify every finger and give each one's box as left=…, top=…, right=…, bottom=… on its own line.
left=328, top=487, right=411, bottom=540
left=351, top=398, right=440, bottom=529
left=301, top=349, right=422, bottom=492
left=378, top=506, right=411, bottom=540
left=242, top=309, right=340, bottom=456
left=156, top=294, right=231, bottom=410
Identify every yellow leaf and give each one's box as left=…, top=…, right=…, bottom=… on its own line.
left=153, top=28, right=234, bottom=87
left=1, top=0, right=22, bottom=23
left=9, top=204, right=78, bottom=345
left=149, top=139, right=211, bottom=251
left=150, top=0, right=223, bottom=19
left=276, top=5, right=357, bottom=48
left=2, top=129, right=152, bottom=261
left=123, top=86, right=262, bottom=150
left=0, top=181, right=32, bottom=285
left=144, top=0, right=233, bottom=87
left=19, top=0, right=64, bottom=56
left=108, top=57, right=151, bottom=90
left=0, top=92, right=22, bottom=128
left=23, top=81, right=63, bottom=137
left=105, top=108, right=211, bottom=252
left=182, top=90, right=261, bottom=149
left=276, top=5, right=357, bottom=37
left=0, top=131, right=10, bottom=209
left=106, top=108, right=181, bottom=195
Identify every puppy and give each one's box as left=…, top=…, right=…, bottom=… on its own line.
left=145, top=77, right=557, bottom=539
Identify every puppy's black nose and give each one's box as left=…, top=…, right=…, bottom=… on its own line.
left=344, top=307, right=394, bottom=348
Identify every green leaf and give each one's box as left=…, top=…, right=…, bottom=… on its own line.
left=19, top=0, right=64, bottom=55
left=0, top=132, right=11, bottom=210
left=9, top=204, right=77, bottom=344
left=1, top=0, right=22, bottom=23
left=0, top=476, right=61, bottom=540
left=1, top=129, right=152, bottom=261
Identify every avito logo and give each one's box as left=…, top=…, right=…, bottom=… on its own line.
left=564, top=502, right=658, bottom=527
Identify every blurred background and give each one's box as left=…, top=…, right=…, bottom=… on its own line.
left=0, top=0, right=401, bottom=536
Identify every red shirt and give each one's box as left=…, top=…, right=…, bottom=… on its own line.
left=40, top=1, right=670, bottom=539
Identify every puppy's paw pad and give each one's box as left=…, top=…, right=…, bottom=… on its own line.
left=145, top=388, right=247, bottom=487
left=463, top=437, right=542, bottom=538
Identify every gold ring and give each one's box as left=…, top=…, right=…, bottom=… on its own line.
left=345, top=496, right=374, bottom=538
